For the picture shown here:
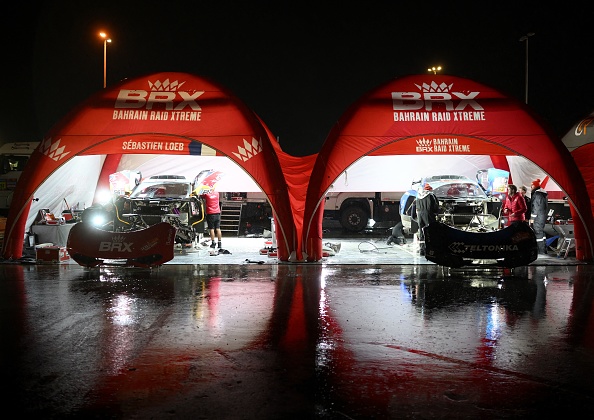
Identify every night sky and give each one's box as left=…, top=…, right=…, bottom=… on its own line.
left=2, top=1, right=593, bottom=157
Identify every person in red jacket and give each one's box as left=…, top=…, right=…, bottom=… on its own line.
left=502, top=184, right=527, bottom=226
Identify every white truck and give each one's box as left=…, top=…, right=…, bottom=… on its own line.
left=219, top=190, right=404, bottom=234
left=323, top=191, right=404, bottom=232
left=0, top=142, right=39, bottom=215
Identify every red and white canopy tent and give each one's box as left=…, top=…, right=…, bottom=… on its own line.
left=3, top=73, right=593, bottom=262
left=303, top=74, right=594, bottom=261
left=2, top=72, right=300, bottom=261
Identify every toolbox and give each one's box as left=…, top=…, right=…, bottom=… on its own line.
left=36, top=246, right=70, bottom=263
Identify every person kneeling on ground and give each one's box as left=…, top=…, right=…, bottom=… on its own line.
left=387, top=221, right=406, bottom=245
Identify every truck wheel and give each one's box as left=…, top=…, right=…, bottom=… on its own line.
left=340, top=206, right=368, bottom=232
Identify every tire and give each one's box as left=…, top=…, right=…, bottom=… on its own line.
left=340, top=205, right=368, bottom=232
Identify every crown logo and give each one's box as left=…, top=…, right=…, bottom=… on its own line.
left=111, top=235, right=125, bottom=243
left=40, top=137, right=70, bottom=161
left=148, top=78, right=186, bottom=92
left=232, top=137, right=263, bottom=162
left=414, top=82, right=453, bottom=93
left=416, top=138, right=433, bottom=147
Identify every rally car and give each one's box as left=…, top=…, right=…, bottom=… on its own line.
left=81, top=171, right=222, bottom=246
left=400, top=174, right=503, bottom=235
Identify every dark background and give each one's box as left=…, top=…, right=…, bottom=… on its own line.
left=2, top=1, right=593, bottom=156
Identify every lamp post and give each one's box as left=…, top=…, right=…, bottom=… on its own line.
left=99, top=32, right=111, bottom=88
left=519, top=32, right=535, bottom=104
left=427, top=66, right=442, bottom=75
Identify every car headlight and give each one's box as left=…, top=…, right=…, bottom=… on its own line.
left=81, top=206, right=111, bottom=226
left=90, top=213, right=108, bottom=227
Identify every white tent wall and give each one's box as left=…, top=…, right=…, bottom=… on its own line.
left=329, top=155, right=496, bottom=192
left=27, top=155, right=106, bottom=231
left=506, top=156, right=563, bottom=199
left=115, top=155, right=262, bottom=192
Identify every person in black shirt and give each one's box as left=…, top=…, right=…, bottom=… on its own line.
left=530, top=179, right=549, bottom=254
left=416, top=183, right=440, bottom=256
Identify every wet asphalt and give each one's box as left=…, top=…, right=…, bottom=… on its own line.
left=2, top=252, right=594, bottom=419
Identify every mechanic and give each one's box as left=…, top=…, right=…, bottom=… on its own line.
left=519, top=185, right=531, bottom=220
left=201, top=188, right=223, bottom=249
left=416, top=183, right=440, bottom=256
left=530, top=179, right=549, bottom=254
left=502, top=184, right=527, bottom=226
left=387, top=221, right=406, bottom=245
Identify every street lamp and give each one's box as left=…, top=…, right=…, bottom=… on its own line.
left=427, top=66, right=442, bottom=75
left=519, top=32, right=535, bottom=104
left=99, top=32, right=111, bottom=88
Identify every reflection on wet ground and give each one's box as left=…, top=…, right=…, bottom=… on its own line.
left=2, top=263, right=594, bottom=418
